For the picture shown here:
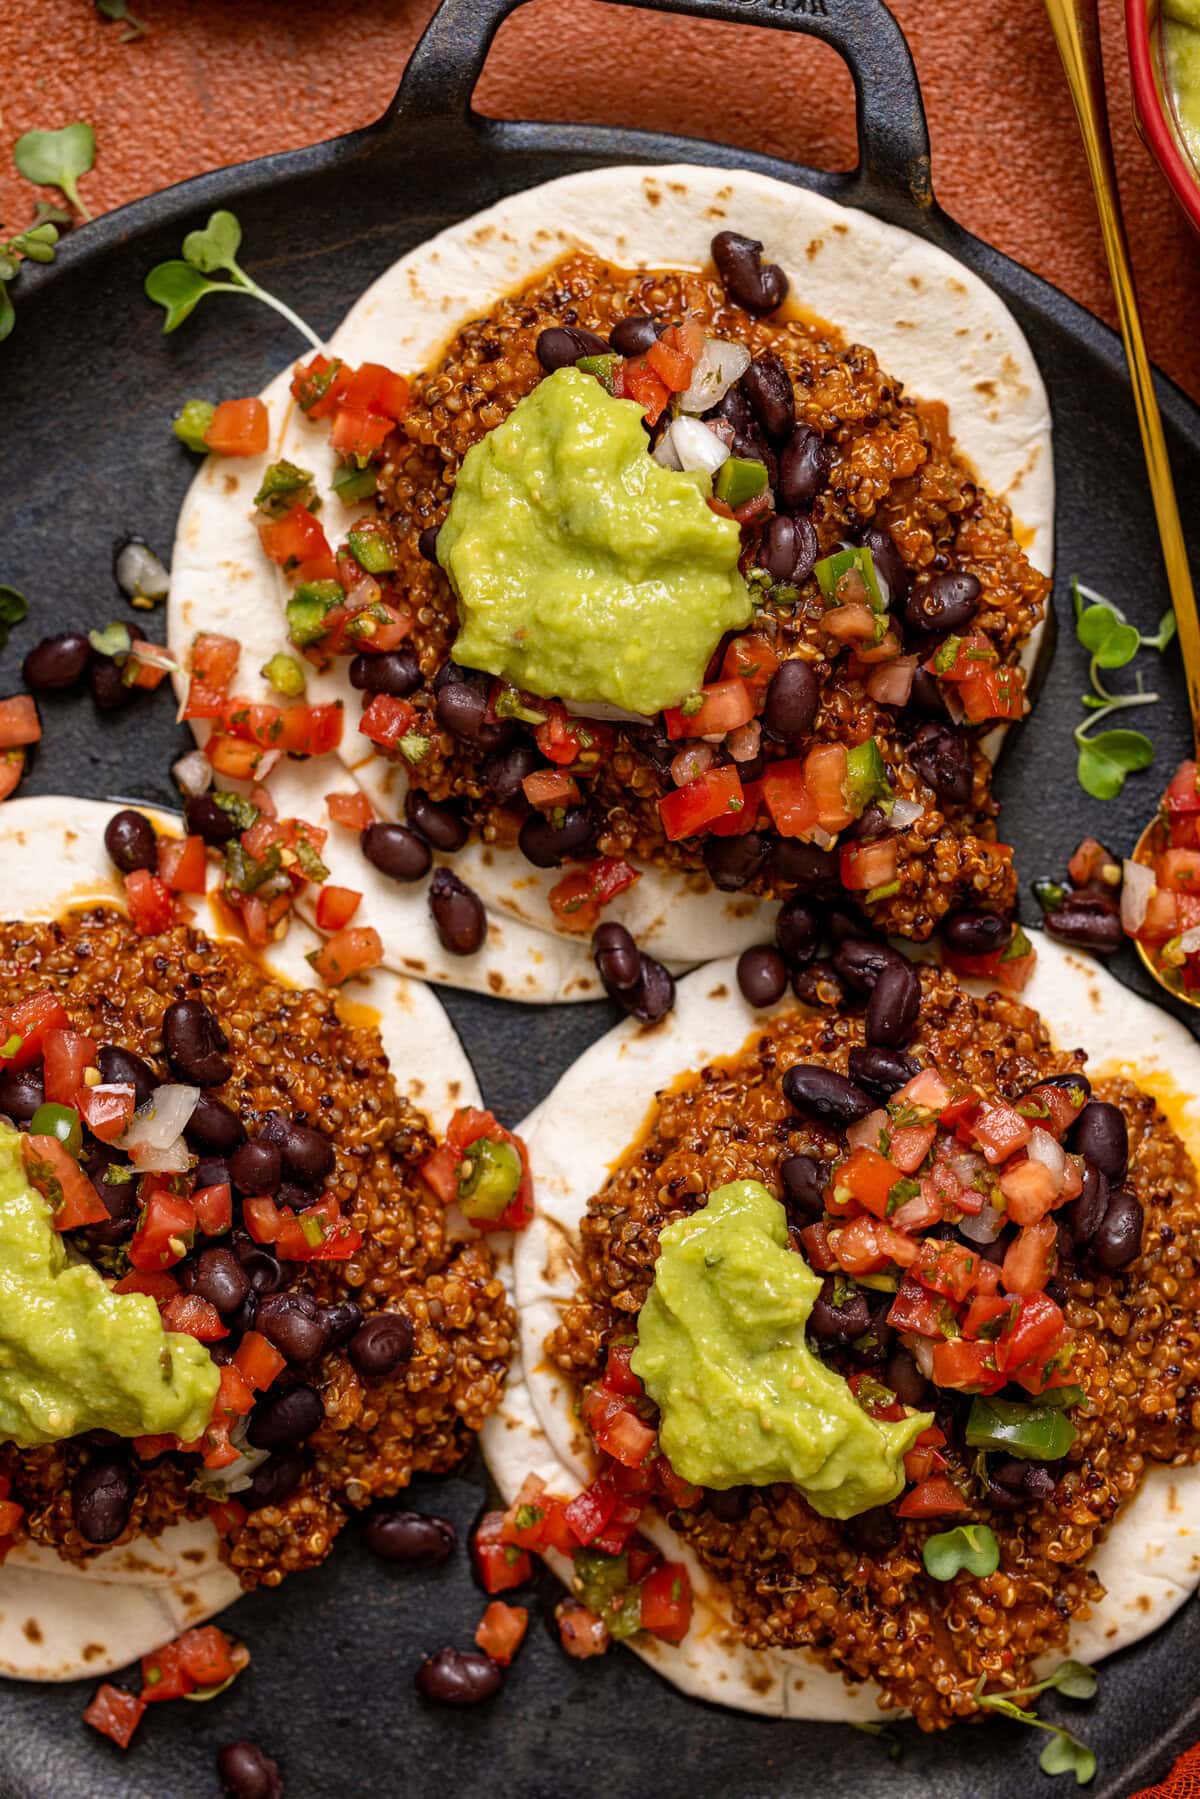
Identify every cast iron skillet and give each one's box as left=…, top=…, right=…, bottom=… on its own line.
left=3, top=0, right=1200, bottom=1792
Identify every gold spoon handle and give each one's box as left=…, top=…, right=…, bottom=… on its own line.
left=1044, top=0, right=1200, bottom=745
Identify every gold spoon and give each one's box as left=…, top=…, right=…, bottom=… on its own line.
left=1044, top=0, right=1200, bottom=1001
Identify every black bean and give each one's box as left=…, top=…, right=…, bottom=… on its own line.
left=361, top=821, right=432, bottom=884
left=1044, top=893, right=1123, bottom=955
left=257, top=1290, right=330, bottom=1364
left=859, top=524, right=910, bottom=606
left=1072, top=1100, right=1129, bottom=1183
left=904, top=571, right=982, bottom=637
left=846, top=802, right=890, bottom=844
left=104, top=808, right=157, bottom=875
left=848, top=1045, right=920, bottom=1103
left=762, top=660, right=818, bottom=742
left=761, top=513, right=818, bottom=587
left=227, top=1139, right=281, bottom=1197
left=89, top=655, right=135, bottom=712
left=217, top=1740, right=283, bottom=1799
left=1093, top=1188, right=1143, bottom=1272
left=230, top=1289, right=259, bottom=1337
left=769, top=839, right=839, bottom=899
left=434, top=680, right=510, bottom=750
left=783, top=1063, right=874, bottom=1126
left=844, top=1506, right=897, bottom=1553
left=886, top=1348, right=929, bottom=1407
left=779, top=1154, right=827, bottom=1220
left=405, top=789, right=468, bottom=853
left=186, top=1092, right=246, bottom=1154
left=349, top=648, right=422, bottom=697
left=536, top=325, right=609, bottom=371
left=417, top=525, right=440, bottom=564
left=866, top=959, right=921, bottom=1048
left=247, top=1383, right=324, bottom=1451
left=737, top=945, right=788, bottom=1008
left=622, top=720, right=676, bottom=771
left=833, top=936, right=901, bottom=995
left=742, top=351, right=795, bottom=442
left=829, top=907, right=872, bottom=943
left=416, top=1647, right=503, bottom=1705
left=703, top=830, right=767, bottom=892
left=791, top=960, right=847, bottom=1008
left=194, top=1156, right=232, bottom=1194
left=481, top=738, right=540, bottom=805
left=241, top=1450, right=307, bottom=1511
left=350, top=1312, right=414, bottom=1377
left=181, top=793, right=235, bottom=848
left=72, top=1454, right=137, bottom=1545
left=705, top=1486, right=748, bottom=1522
left=619, top=954, right=676, bottom=1023
left=609, top=315, right=660, bottom=357
left=711, top=230, right=788, bottom=316
left=271, top=1118, right=335, bottom=1188
left=321, top=1299, right=364, bottom=1350
left=429, top=868, right=486, bottom=956
left=518, top=805, right=597, bottom=869
left=778, top=425, right=829, bottom=511
left=366, top=1509, right=457, bottom=1564
left=943, top=910, right=1009, bottom=956
left=0, top=1063, right=43, bottom=1123
left=23, top=631, right=92, bottom=693
left=808, top=1276, right=870, bottom=1342
left=906, top=667, right=946, bottom=718
left=1022, top=1464, right=1058, bottom=1503
left=908, top=720, right=973, bottom=808
left=97, top=1047, right=158, bottom=1112
left=775, top=897, right=821, bottom=969
left=192, top=1248, right=251, bottom=1315
left=1065, top=1162, right=1110, bottom=1246
left=162, top=999, right=231, bottom=1086
left=1032, top=1070, right=1092, bottom=1100
left=593, top=921, right=641, bottom=993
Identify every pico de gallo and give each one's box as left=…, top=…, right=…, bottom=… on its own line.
left=1116, top=757, right=1200, bottom=995
left=83, top=1623, right=248, bottom=1750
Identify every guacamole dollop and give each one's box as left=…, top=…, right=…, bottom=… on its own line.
left=436, top=367, right=753, bottom=717
left=0, top=1125, right=218, bottom=1447
left=631, top=1181, right=931, bottom=1520
left=1165, top=0, right=1200, bottom=168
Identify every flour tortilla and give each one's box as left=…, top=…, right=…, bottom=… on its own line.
left=487, top=936, right=1200, bottom=1718
left=0, top=794, right=483, bottom=1678
left=168, top=162, right=1053, bottom=998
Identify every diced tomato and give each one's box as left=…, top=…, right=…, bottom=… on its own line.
left=475, top=1600, right=528, bottom=1666
left=835, top=1146, right=902, bottom=1220
left=419, top=1106, right=533, bottom=1233
left=564, top=1476, right=618, bottom=1547
left=234, top=1329, right=287, bottom=1391
left=621, top=356, right=671, bottom=423
left=499, top=1475, right=551, bottom=1550
left=1158, top=847, right=1200, bottom=893
left=174, top=1625, right=240, bottom=1689
left=834, top=1214, right=915, bottom=1276
left=1137, top=887, right=1181, bottom=946
left=998, top=1156, right=1059, bottom=1225
left=259, top=504, right=334, bottom=575
left=897, top=1475, right=970, bottom=1518
left=583, top=1389, right=656, bottom=1468
left=645, top=336, right=694, bottom=392
left=721, top=633, right=781, bottom=698
left=538, top=1495, right=578, bottom=1557
left=893, top=1068, right=950, bottom=1114
left=272, top=1195, right=362, bottom=1264
left=124, top=868, right=176, bottom=936
left=888, top=1122, right=937, bottom=1174
left=330, top=407, right=393, bottom=461
left=959, top=665, right=1025, bottom=723
left=204, top=736, right=269, bottom=783
left=945, top=941, right=1037, bottom=995
left=192, top=632, right=240, bottom=691
left=962, top=1293, right=1014, bottom=1340
left=326, top=789, right=375, bottom=830
left=530, top=703, right=611, bottom=769
left=1000, top=1218, right=1058, bottom=1296
left=0, top=694, right=41, bottom=749
left=659, top=765, right=745, bottom=841
left=639, top=1561, right=692, bottom=1644
left=904, top=1430, right=949, bottom=1484
left=996, top=1290, right=1066, bottom=1372
left=798, top=1220, right=838, bottom=1272
left=43, top=1028, right=96, bottom=1105
left=309, top=925, right=384, bottom=986
left=206, top=1497, right=247, bottom=1537
left=473, top=1511, right=532, bottom=1593
left=1021, top=1081, right=1089, bottom=1140
left=131, top=1434, right=179, bottom=1462
left=760, top=758, right=819, bottom=838
left=887, top=1274, right=947, bottom=1337
left=1, top=991, right=68, bottom=1069
left=523, top=768, right=578, bottom=809
left=291, top=353, right=353, bottom=418
left=804, top=743, right=854, bottom=833
left=140, top=1640, right=192, bottom=1702
left=970, top=1102, right=1033, bottom=1165
left=603, top=1342, right=643, bottom=1398
left=930, top=1339, right=999, bottom=1392
left=343, top=361, right=410, bottom=422
left=83, top=1683, right=145, bottom=1749
left=204, top=397, right=269, bottom=457
left=113, top=1269, right=181, bottom=1307
left=77, top=1082, right=136, bottom=1143
left=913, top=1238, right=980, bottom=1303
left=118, top=640, right=170, bottom=693
left=547, top=856, right=640, bottom=934
left=212, top=1366, right=255, bottom=1426
left=889, top=1180, right=944, bottom=1234
left=21, top=1133, right=109, bottom=1228
left=129, top=1190, right=196, bottom=1271
left=821, top=600, right=878, bottom=643
left=663, top=678, right=755, bottom=741
left=315, top=885, right=362, bottom=931
left=223, top=696, right=343, bottom=757
left=359, top=693, right=416, bottom=752
left=927, top=633, right=997, bottom=683
left=191, top=1181, right=233, bottom=1236
left=840, top=837, right=898, bottom=894
left=0, top=748, right=25, bottom=804
left=161, top=1293, right=227, bottom=1343
left=157, top=834, right=208, bottom=896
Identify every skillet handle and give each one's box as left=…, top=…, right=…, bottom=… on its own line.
left=388, top=0, right=933, bottom=215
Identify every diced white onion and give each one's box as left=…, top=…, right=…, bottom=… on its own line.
left=173, top=750, right=213, bottom=799
left=889, top=797, right=925, bottom=830
left=346, top=574, right=382, bottom=611
left=908, top=1336, right=936, bottom=1377
left=200, top=1445, right=270, bottom=1494
left=727, top=720, right=762, bottom=763
left=846, top=1108, right=889, bottom=1151
left=1180, top=925, right=1200, bottom=954
left=865, top=656, right=917, bottom=708
left=960, top=1202, right=1006, bottom=1244
left=1026, top=1126, right=1066, bottom=1188
left=1121, top=858, right=1155, bottom=934
left=127, top=1137, right=193, bottom=1174
left=121, top=1084, right=200, bottom=1157
left=130, top=642, right=181, bottom=675
left=115, top=539, right=170, bottom=603
left=808, top=827, right=836, bottom=850
left=652, top=430, right=683, bottom=471
left=671, top=743, right=714, bottom=787
left=666, top=417, right=731, bottom=475
left=942, top=685, right=966, bottom=725
left=678, top=338, right=752, bottom=414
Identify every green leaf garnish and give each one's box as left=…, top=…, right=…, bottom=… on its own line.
left=0, top=586, right=28, bottom=657
left=144, top=209, right=321, bottom=348
left=921, top=1522, right=999, bottom=1580
left=1070, top=578, right=1179, bottom=799
left=0, top=204, right=69, bottom=343
left=976, top=1661, right=1098, bottom=1785
left=96, top=0, right=148, bottom=37
left=1075, top=727, right=1155, bottom=801
left=1038, top=1733, right=1096, bottom=1785
left=14, top=123, right=96, bottom=220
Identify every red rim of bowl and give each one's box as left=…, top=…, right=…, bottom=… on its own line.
left=1127, top=0, right=1200, bottom=233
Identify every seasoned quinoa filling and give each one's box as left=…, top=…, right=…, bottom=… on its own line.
left=371, top=252, right=1049, bottom=938
left=547, top=966, right=1200, bottom=1728
left=0, top=910, right=515, bottom=1589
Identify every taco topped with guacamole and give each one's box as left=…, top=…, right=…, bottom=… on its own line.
left=169, top=164, right=1053, bottom=1002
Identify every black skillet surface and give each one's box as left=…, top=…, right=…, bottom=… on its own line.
left=3, top=0, right=1200, bottom=1792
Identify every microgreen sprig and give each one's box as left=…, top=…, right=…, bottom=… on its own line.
left=95, top=0, right=148, bottom=40
left=921, top=1522, right=1000, bottom=1581
left=1071, top=578, right=1176, bottom=800
left=976, top=1660, right=1098, bottom=1786
left=0, top=204, right=69, bottom=344
left=145, top=210, right=322, bottom=349
left=14, top=124, right=97, bottom=221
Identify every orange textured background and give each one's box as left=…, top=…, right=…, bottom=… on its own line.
left=1, top=0, right=1199, bottom=402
